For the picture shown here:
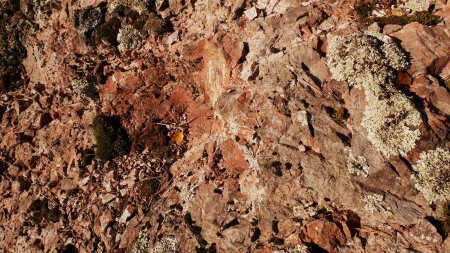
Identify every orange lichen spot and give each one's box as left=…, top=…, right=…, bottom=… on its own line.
left=170, top=132, right=184, bottom=144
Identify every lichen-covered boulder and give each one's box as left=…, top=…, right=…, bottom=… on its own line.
left=327, top=32, right=421, bottom=158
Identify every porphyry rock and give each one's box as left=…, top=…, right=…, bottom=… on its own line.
left=1, top=1, right=449, bottom=252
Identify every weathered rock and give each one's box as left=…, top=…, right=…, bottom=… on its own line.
left=300, top=220, right=347, bottom=252
left=0, top=1, right=449, bottom=252
left=405, top=0, right=432, bottom=12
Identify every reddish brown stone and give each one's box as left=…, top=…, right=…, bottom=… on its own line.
left=300, top=220, right=347, bottom=252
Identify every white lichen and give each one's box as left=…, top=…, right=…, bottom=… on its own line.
left=412, top=148, right=450, bottom=203
left=179, top=183, right=197, bottom=202
left=362, top=194, right=393, bottom=216
left=152, top=236, right=177, bottom=253
left=326, top=33, right=393, bottom=89
left=405, top=0, right=431, bottom=12
left=347, top=149, right=370, bottom=177
left=70, top=79, right=99, bottom=100
left=117, top=25, right=142, bottom=53
left=109, top=0, right=150, bottom=14
left=273, top=245, right=310, bottom=253
left=132, top=232, right=177, bottom=253
left=294, top=110, right=309, bottom=127
left=132, top=230, right=150, bottom=253
left=327, top=32, right=421, bottom=158
left=362, top=85, right=422, bottom=157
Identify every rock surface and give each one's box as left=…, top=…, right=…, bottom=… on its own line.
left=0, top=0, right=449, bottom=252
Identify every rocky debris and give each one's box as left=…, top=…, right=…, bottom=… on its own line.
left=72, top=5, right=105, bottom=35
left=0, top=0, right=449, bottom=252
left=405, top=0, right=432, bottom=12
left=408, top=219, right=443, bottom=245
left=244, top=7, right=258, bottom=20
left=300, top=220, right=346, bottom=252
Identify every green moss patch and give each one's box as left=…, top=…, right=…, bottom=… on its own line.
left=0, top=7, right=29, bottom=93
left=354, top=1, right=441, bottom=27
left=354, top=1, right=375, bottom=21
left=92, top=115, right=131, bottom=161
left=371, top=11, right=441, bottom=27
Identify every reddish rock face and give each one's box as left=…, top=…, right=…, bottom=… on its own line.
left=221, top=138, right=250, bottom=173
left=300, top=220, right=347, bottom=252
left=0, top=0, right=449, bottom=252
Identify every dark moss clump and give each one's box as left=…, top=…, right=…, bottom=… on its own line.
left=0, top=0, right=20, bottom=14
left=354, top=1, right=375, bottom=21
left=92, top=115, right=131, bottom=161
left=0, top=5, right=29, bottom=93
left=71, top=77, right=99, bottom=101
left=28, top=198, right=61, bottom=224
left=92, top=16, right=121, bottom=46
left=354, top=0, right=441, bottom=27
left=371, top=11, right=441, bottom=27
left=72, top=5, right=106, bottom=36
left=111, top=5, right=169, bottom=36
left=137, top=178, right=160, bottom=202
left=443, top=203, right=450, bottom=237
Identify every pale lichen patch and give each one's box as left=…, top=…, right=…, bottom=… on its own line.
left=109, top=0, right=150, bottom=14
left=152, top=236, right=177, bottom=253
left=362, top=194, right=393, bottom=217
left=327, top=32, right=421, bottom=158
left=347, top=149, right=370, bottom=177
left=412, top=148, right=450, bottom=203
left=362, top=86, right=422, bottom=157
left=273, top=245, right=310, bottom=253
left=117, top=25, right=142, bottom=53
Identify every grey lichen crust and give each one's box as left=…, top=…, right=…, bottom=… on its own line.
left=152, top=236, right=177, bottom=253
left=132, top=230, right=150, bottom=253
left=273, top=245, right=310, bottom=253
left=109, top=0, right=150, bottom=14
left=362, top=85, right=421, bottom=158
left=362, top=194, right=393, bottom=217
left=347, top=148, right=370, bottom=177
left=327, top=32, right=421, bottom=158
left=117, top=25, right=143, bottom=53
left=132, top=232, right=177, bottom=253
left=412, top=148, right=450, bottom=203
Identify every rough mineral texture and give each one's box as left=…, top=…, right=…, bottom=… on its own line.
left=0, top=0, right=449, bottom=252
